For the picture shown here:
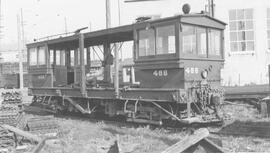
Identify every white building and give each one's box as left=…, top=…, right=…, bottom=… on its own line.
left=117, top=0, right=270, bottom=86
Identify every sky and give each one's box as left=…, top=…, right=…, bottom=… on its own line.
left=0, top=0, right=209, bottom=62
left=2, top=0, right=108, bottom=47
left=1, top=0, right=207, bottom=50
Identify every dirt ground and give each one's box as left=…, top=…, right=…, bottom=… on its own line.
left=218, top=102, right=270, bottom=152
left=33, top=101, right=270, bottom=153
left=17, top=93, right=270, bottom=153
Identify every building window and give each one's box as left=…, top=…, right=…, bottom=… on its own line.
left=229, top=9, right=254, bottom=52
left=267, top=8, right=270, bottom=50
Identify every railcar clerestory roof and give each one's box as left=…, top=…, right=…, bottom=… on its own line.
left=27, top=14, right=226, bottom=49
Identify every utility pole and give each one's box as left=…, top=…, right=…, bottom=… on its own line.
left=20, top=9, right=25, bottom=47
left=104, top=0, right=112, bottom=83
left=64, top=17, right=67, bottom=34
left=17, top=14, right=23, bottom=89
left=207, top=0, right=215, bottom=17
left=106, top=0, right=111, bottom=29
left=118, top=0, right=123, bottom=61
left=0, top=0, right=3, bottom=51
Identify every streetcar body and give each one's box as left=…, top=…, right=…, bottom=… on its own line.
left=27, top=13, right=226, bottom=125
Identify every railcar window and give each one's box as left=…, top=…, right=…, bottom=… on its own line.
left=29, top=48, right=37, bottom=65
left=84, top=49, right=87, bottom=65
left=182, top=25, right=196, bottom=54
left=60, top=50, right=65, bottom=66
left=50, top=50, right=54, bottom=65
left=78, top=50, right=80, bottom=65
left=38, top=47, right=46, bottom=65
left=197, top=27, right=207, bottom=56
left=208, top=29, right=221, bottom=56
left=138, top=29, right=155, bottom=56
left=70, top=50, right=74, bottom=66
left=156, top=25, right=175, bottom=54
left=56, top=50, right=61, bottom=65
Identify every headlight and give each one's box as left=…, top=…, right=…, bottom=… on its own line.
left=201, top=70, right=208, bottom=79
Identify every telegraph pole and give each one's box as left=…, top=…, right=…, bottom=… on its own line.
left=0, top=0, right=3, bottom=51
left=20, top=9, right=25, bottom=47
left=106, top=0, right=111, bottom=29
left=17, top=14, right=23, bottom=89
left=104, top=0, right=112, bottom=83
left=64, top=17, right=67, bottom=34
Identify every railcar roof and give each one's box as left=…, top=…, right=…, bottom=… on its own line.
left=27, top=14, right=226, bottom=48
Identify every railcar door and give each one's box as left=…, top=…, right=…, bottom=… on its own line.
left=66, top=50, right=75, bottom=85
left=50, top=49, right=67, bottom=87
left=28, top=45, right=53, bottom=88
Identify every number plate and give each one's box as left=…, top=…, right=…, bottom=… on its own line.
left=153, top=70, right=168, bottom=77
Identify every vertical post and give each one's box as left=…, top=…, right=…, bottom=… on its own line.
left=64, top=17, right=68, bottom=34
left=268, top=65, right=270, bottom=86
left=117, top=0, right=123, bottom=61
left=52, top=49, right=56, bottom=87
left=187, top=88, right=191, bottom=119
left=114, top=44, right=119, bottom=98
left=79, top=33, right=86, bottom=96
left=211, top=0, right=215, bottom=17
left=17, top=14, right=23, bottom=89
left=87, top=47, right=91, bottom=67
left=103, top=43, right=111, bottom=83
left=104, top=0, right=112, bottom=83
left=45, top=45, right=50, bottom=69
left=20, top=9, right=25, bottom=46
left=106, top=0, right=111, bottom=29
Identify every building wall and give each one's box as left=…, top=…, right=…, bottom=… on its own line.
left=120, top=0, right=270, bottom=86
left=216, top=0, right=270, bottom=86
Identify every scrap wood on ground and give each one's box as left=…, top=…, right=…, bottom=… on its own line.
left=161, top=128, right=224, bottom=153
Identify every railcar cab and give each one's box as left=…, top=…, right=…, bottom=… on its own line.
left=133, top=14, right=226, bottom=89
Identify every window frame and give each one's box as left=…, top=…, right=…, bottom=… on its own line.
left=180, top=23, right=223, bottom=59
left=29, top=47, right=38, bottom=66
left=228, top=8, right=255, bottom=53
left=207, top=28, right=223, bottom=58
left=28, top=45, right=48, bottom=67
left=136, top=21, right=178, bottom=61
left=37, top=46, right=46, bottom=66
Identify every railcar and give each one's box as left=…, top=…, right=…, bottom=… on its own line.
left=26, top=12, right=226, bottom=125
